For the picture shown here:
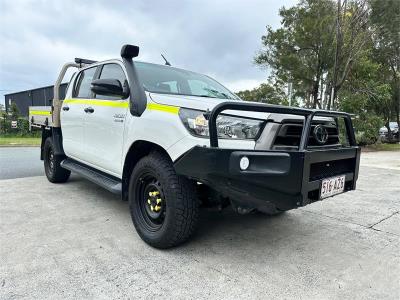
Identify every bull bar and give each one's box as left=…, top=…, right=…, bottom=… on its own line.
left=174, top=102, right=361, bottom=212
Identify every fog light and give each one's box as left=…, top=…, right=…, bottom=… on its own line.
left=239, top=156, right=250, bottom=170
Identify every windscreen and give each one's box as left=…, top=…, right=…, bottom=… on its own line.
left=135, top=62, right=239, bottom=100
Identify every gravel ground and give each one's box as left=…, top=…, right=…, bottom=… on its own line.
left=0, top=151, right=399, bottom=299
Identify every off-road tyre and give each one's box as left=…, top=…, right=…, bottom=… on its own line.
left=129, top=151, right=199, bottom=248
left=44, top=137, right=70, bottom=183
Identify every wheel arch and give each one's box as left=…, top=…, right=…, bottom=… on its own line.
left=122, top=140, right=172, bottom=200
left=40, top=127, right=65, bottom=160
left=40, top=126, right=52, bottom=160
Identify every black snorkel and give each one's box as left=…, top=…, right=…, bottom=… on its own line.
left=120, top=44, right=147, bottom=116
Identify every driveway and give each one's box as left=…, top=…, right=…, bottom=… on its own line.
left=0, top=147, right=42, bottom=180
left=0, top=151, right=399, bottom=299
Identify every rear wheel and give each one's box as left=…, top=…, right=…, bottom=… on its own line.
left=129, top=151, right=199, bottom=249
left=44, top=137, right=70, bottom=183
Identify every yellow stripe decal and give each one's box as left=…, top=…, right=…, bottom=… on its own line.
left=29, top=110, right=51, bottom=116
left=63, top=98, right=129, bottom=108
left=147, top=103, right=180, bottom=114
left=62, top=98, right=179, bottom=114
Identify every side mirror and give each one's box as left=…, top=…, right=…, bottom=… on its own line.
left=91, top=79, right=129, bottom=98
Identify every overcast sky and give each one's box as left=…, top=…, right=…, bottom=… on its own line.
left=0, top=0, right=296, bottom=105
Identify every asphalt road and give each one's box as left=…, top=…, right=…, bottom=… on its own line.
left=0, top=147, right=43, bottom=179
left=0, top=150, right=399, bottom=299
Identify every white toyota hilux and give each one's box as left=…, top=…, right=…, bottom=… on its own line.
left=30, top=44, right=360, bottom=248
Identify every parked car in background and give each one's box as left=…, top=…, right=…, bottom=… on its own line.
left=379, top=122, right=399, bottom=142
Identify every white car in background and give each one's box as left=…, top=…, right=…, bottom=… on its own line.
left=379, top=122, right=399, bottom=141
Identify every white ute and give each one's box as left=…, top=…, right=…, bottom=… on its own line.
left=30, top=44, right=361, bottom=248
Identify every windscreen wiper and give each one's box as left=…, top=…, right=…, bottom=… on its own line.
left=198, top=95, right=217, bottom=98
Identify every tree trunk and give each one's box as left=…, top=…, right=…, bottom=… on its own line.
left=385, top=121, right=393, bottom=142
left=328, top=0, right=342, bottom=111
left=394, top=79, right=400, bottom=142
left=312, top=69, right=321, bottom=109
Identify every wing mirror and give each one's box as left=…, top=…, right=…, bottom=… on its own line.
left=91, top=79, right=129, bottom=98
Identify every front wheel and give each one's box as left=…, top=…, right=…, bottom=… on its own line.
left=129, top=151, right=199, bottom=249
left=44, top=137, right=70, bottom=183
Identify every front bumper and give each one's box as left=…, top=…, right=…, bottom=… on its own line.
left=174, top=146, right=360, bottom=211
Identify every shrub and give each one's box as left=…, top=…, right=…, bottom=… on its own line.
left=0, top=114, right=40, bottom=137
left=352, top=114, right=382, bottom=146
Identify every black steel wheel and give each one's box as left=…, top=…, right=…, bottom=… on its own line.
left=137, top=175, right=166, bottom=230
left=129, top=151, right=199, bottom=249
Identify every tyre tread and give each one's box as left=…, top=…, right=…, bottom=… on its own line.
left=129, top=150, right=199, bottom=248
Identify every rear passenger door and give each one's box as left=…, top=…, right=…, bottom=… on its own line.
left=61, top=66, right=97, bottom=160
left=83, top=63, right=129, bottom=176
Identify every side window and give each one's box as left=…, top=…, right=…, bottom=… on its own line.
left=96, top=64, right=127, bottom=100
left=188, top=79, right=209, bottom=96
left=74, top=67, right=97, bottom=98
left=150, top=80, right=179, bottom=93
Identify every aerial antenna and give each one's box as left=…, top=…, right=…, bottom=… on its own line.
left=161, top=54, right=171, bottom=66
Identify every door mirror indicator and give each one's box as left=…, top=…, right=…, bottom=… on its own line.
left=91, top=79, right=129, bottom=98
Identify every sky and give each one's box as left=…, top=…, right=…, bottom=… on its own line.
left=0, top=0, right=296, bottom=105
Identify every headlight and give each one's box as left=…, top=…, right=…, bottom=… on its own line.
left=179, top=108, right=264, bottom=139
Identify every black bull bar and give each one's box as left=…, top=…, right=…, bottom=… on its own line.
left=175, top=102, right=361, bottom=211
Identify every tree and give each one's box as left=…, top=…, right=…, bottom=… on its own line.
left=236, top=81, right=290, bottom=105
left=255, top=0, right=371, bottom=110
left=255, top=0, right=336, bottom=108
left=327, top=0, right=371, bottom=110
left=369, top=0, right=400, bottom=138
left=339, top=53, right=389, bottom=143
left=10, top=102, right=20, bottom=120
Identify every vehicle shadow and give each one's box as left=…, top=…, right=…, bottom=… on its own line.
left=68, top=174, right=314, bottom=252
left=189, top=208, right=298, bottom=246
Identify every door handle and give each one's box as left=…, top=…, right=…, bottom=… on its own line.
left=84, top=107, right=94, bottom=113
left=62, top=106, right=69, bottom=111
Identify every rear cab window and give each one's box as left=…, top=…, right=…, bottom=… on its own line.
left=73, top=66, right=97, bottom=98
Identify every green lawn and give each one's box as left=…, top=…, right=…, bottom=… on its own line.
left=363, top=143, right=400, bottom=151
left=0, top=136, right=41, bottom=146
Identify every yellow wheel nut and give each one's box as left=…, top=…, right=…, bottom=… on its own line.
left=156, top=198, right=162, bottom=204
left=147, top=199, right=151, bottom=204
left=154, top=205, right=161, bottom=212
left=150, top=205, right=154, bottom=211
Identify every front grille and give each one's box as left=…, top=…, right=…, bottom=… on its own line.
left=273, top=123, right=340, bottom=149
left=309, top=158, right=355, bottom=181
left=286, top=126, right=302, bottom=136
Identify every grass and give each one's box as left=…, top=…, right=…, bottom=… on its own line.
left=363, top=143, right=400, bottom=151
left=0, top=136, right=41, bottom=146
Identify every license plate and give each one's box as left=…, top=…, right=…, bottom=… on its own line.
left=320, top=175, right=346, bottom=199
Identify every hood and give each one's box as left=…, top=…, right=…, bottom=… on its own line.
left=148, top=92, right=271, bottom=120
left=148, top=92, right=332, bottom=123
